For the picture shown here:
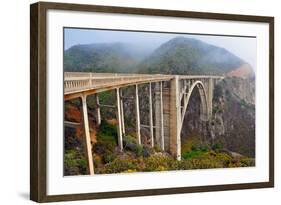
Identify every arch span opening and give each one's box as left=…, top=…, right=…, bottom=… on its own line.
left=179, top=81, right=210, bottom=159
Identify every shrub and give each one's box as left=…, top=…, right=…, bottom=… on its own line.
left=182, top=142, right=209, bottom=160
left=123, top=135, right=137, bottom=147
left=214, top=152, right=232, bottom=166
left=191, top=144, right=200, bottom=151
left=103, top=151, right=117, bottom=163
left=188, top=158, right=224, bottom=169
left=143, top=154, right=175, bottom=171
left=123, top=169, right=137, bottom=173
left=239, top=157, right=255, bottom=167
left=64, top=149, right=87, bottom=175
left=93, top=154, right=102, bottom=167
left=156, top=165, right=167, bottom=171
left=182, top=150, right=204, bottom=159
left=212, top=143, right=223, bottom=152
left=123, top=135, right=147, bottom=157
left=200, top=145, right=209, bottom=152
left=153, top=144, right=162, bottom=152
left=97, top=120, right=118, bottom=144
left=77, top=158, right=87, bottom=169
left=135, top=144, right=144, bottom=157
left=93, top=140, right=115, bottom=155
left=102, top=157, right=138, bottom=174
left=142, top=146, right=154, bottom=157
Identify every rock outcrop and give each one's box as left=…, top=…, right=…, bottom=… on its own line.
left=180, top=77, right=255, bottom=158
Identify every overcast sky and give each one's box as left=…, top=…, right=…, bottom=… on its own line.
left=64, top=28, right=256, bottom=71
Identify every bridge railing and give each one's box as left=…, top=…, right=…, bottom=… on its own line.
left=64, top=72, right=161, bottom=78
left=64, top=72, right=223, bottom=95
left=64, top=72, right=172, bottom=94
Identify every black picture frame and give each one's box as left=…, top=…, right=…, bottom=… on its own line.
left=30, top=1, right=274, bottom=202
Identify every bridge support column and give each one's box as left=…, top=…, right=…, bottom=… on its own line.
left=207, top=78, right=214, bottom=119
left=154, top=82, right=165, bottom=150
left=81, top=94, right=95, bottom=175
left=120, top=89, right=125, bottom=135
left=95, top=94, right=101, bottom=126
left=149, top=83, right=154, bottom=147
left=169, top=76, right=181, bottom=160
left=115, top=88, right=123, bottom=150
left=160, top=82, right=165, bottom=150
left=135, top=85, right=141, bottom=144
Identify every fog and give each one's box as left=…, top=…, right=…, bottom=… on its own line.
left=64, top=28, right=256, bottom=71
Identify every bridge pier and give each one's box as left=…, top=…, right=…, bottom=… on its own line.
left=163, top=84, right=171, bottom=151
left=149, top=83, right=154, bottom=147
left=120, top=89, right=125, bottom=135
left=160, top=82, right=165, bottom=150
left=95, top=94, right=101, bottom=125
left=154, top=82, right=165, bottom=150
left=135, top=85, right=141, bottom=145
left=169, top=77, right=181, bottom=160
left=81, top=94, right=95, bottom=175
left=115, top=88, right=123, bottom=150
left=207, top=78, right=214, bottom=118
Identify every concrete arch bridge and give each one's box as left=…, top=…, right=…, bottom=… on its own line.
left=64, top=72, right=223, bottom=175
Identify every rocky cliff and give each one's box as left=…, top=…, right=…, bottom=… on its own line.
left=211, top=77, right=255, bottom=157
left=181, top=77, right=255, bottom=158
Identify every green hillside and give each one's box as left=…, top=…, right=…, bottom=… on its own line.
left=137, top=37, right=245, bottom=75
left=64, top=42, right=145, bottom=73
left=64, top=36, right=247, bottom=75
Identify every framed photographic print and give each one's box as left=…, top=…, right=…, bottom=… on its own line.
left=30, top=1, right=274, bottom=202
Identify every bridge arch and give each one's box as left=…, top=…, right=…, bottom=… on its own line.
left=179, top=80, right=209, bottom=133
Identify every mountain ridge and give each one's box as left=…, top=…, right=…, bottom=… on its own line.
left=64, top=36, right=253, bottom=77
left=137, top=36, right=247, bottom=75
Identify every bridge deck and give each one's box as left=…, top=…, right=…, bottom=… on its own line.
left=64, top=72, right=222, bottom=100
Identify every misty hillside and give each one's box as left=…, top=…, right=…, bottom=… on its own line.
left=138, top=37, right=246, bottom=75
left=64, top=42, right=147, bottom=73
left=227, top=63, right=255, bottom=78
left=64, top=37, right=251, bottom=76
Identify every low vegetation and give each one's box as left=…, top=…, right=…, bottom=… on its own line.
left=64, top=149, right=88, bottom=175
left=64, top=120, right=255, bottom=175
